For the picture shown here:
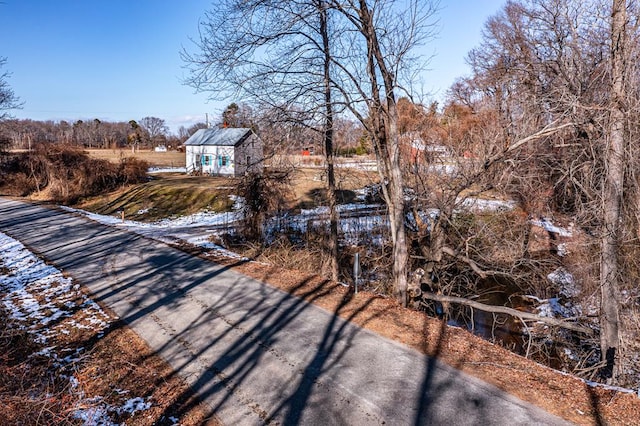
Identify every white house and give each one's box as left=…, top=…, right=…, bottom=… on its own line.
left=184, top=128, right=263, bottom=176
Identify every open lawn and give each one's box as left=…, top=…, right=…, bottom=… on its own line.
left=77, top=165, right=380, bottom=221
left=77, top=174, right=236, bottom=222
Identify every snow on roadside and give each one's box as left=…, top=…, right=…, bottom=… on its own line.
left=61, top=192, right=522, bottom=254
left=60, top=197, right=246, bottom=260
left=61, top=205, right=242, bottom=230
left=0, top=232, right=153, bottom=424
left=0, top=234, right=109, bottom=343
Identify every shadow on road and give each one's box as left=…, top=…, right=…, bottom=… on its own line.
left=0, top=198, right=617, bottom=425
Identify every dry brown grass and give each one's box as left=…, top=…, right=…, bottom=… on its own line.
left=0, top=297, right=219, bottom=426
left=77, top=174, right=236, bottom=222
left=290, top=166, right=378, bottom=209
left=85, top=149, right=186, bottom=168
left=0, top=145, right=149, bottom=204
left=75, top=165, right=377, bottom=222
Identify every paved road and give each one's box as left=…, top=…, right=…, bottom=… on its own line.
left=0, top=198, right=570, bottom=425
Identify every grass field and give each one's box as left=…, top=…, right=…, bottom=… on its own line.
left=290, top=167, right=377, bottom=209
left=76, top=165, right=379, bottom=222
left=85, top=148, right=186, bottom=168
left=77, top=174, right=236, bottom=221
left=77, top=148, right=379, bottom=221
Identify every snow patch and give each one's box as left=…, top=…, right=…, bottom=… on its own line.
left=457, top=197, right=516, bottom=212
left=548, top=267, right=580, bottom=299
left=148, top=167, right=187, bottom=174
left=531, top=217, right=573, bottom=237
left=0, top=231, right=153, bottom=425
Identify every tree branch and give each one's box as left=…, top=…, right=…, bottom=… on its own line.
left=420, top=291, right=594, bottom=335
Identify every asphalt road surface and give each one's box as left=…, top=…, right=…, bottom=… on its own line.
left=0, top=198, right=570, bottom=425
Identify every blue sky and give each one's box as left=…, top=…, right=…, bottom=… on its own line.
left=0, top=1, right=505, bottom=134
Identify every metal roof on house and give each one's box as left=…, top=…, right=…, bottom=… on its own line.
left=183, top=128, right=252, bottom=146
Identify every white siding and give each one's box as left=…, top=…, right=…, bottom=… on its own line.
left=186, top=145, right=236, bottom=175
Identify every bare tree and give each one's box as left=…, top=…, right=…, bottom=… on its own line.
left=184, top=0, right=439, bottom=297
left=461, top=0, right=640, bottom=384
left=328, top=0, right=439, bottom=304
left=0, top=58, right=21, bottom=121
left=185, top=1, right=439, bottom=296
left=599, top=0, right=626, bottom=382
left=183, top=0, right=343, bottom=280
left=139, top=116, right=169, bottom=146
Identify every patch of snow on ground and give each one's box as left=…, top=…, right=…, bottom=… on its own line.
left=556, top=243, right=569, bottom=257
left=60, top=202, right=243, bottom=255
left=74, top=405, right=116, bottom=426
left=120, top=397, right=153, bottom=415
left=457, top=197, right=516, bottom=213
left=536, top=297, right=570, bottom=319
left=548, top=267, right=580, bottom=298
left=335, top=161, right=378, bottom=171
left=0, top=232, right=153, bottom=424
left=183, top=235, right=246, bottom=260
left=148, top=167, right=187, bottom=174
left=531, top=217, right=573, bottom=237
left=299, top=203, right=382, bottom=216
left=534, top=267, right=582, bottom=320
left=0, top=234, right=108, bottom=344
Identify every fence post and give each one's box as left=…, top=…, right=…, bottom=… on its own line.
left=353, top=252, right=360, bottom=294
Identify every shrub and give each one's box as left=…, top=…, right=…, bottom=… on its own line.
left=0, top=144, right=149, bottom=203
left=236, top=169, right=293, bottom=241
left=118, top=157, right=149, bottom=185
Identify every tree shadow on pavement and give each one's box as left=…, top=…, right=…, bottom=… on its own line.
left=0, top=199, right=629, bottom=425
left=143, top=265, right=381, bottom=425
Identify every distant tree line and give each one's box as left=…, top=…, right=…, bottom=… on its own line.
left=0, top=110, right=371, bottom=156
left=0, top=118, right=202, bottom=151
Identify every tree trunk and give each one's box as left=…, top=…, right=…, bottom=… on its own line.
left=600, top=0, right=626, bottom=383
left=385, top=102, right=409, bottom=305
left=358, top=0, right=409, bottom=305
left=319, top=0, right=339, bottom=282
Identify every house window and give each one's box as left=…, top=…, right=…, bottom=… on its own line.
left=202, top=155, right=210, bottom=165
left=218, top=155, right=228, bottom=167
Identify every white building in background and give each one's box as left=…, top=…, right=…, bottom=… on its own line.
left=184, top=128, right=263, bottom=176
